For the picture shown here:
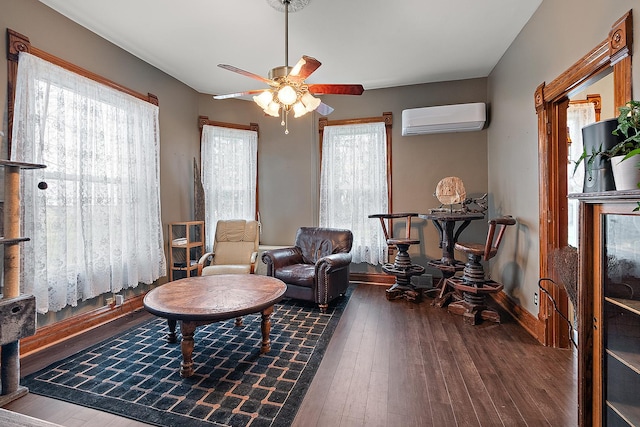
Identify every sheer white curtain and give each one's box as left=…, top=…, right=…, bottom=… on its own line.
left=320, top=122, right=388, bottom=264
left=201, top=125, right=257, bottom=251
left=567, top=102, right=596, bottom=247
left=11, top=52, right=166, bottom=313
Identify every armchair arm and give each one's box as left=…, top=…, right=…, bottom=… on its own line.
left=250, top=251, right=258, bottom=274
left=315, top=252, right=352, bottom=305
left=261, top=247, right=304, bottom=276
left=197, top=251, right=214, bottom=275
left=315, top=252, right=352, bottom=272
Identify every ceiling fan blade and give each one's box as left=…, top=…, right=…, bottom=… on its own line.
left=218, top=64, right=273, bottom=85
left=288, top=55, right=322, bottom=82
left=315, top=102, right=334, bottom=116
left=308, top=84, right=365, bottom=95
left=213, top=89, right=269, bottom=100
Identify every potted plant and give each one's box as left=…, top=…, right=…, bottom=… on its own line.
left=608, top=100, right=640, bottom=193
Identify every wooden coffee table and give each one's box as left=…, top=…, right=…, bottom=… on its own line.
left=143, top=274, right=287, bottom=377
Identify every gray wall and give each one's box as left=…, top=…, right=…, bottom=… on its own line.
left=487, top=1, right=639, bottom=315
left=1, top=0, right=489, bottom=321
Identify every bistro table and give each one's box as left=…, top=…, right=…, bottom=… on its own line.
left=419, top=210, right=485, bottom=306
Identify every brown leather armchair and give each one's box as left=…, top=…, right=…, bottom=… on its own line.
left=261, top=227, right=353, bottom=312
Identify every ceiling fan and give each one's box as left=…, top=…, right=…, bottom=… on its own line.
left=213, top=0, right=364, bottom=134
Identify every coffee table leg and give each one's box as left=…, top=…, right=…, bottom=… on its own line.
left=179, top=321, right=196, bottom=377
left=260, top=306, right=274, bottom=353
left=166, top=319, right=177, bottom=343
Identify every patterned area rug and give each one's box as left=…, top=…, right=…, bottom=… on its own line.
left=23, top=288, right=353, bottom=427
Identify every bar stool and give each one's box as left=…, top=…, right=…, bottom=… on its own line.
left=446, top=216, right=516, bottom=325
left=368, top=212, right=418, bottom=263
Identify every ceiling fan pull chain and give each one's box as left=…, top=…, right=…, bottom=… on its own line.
left=283, top=110, right=289, bottom=134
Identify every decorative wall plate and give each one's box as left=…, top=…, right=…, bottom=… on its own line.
left=435, top=176, right=466, bottom=205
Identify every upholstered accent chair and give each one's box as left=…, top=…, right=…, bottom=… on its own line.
left=197, top=219, right=260, bottom=276
left=261, top=227, right=353, bottom=312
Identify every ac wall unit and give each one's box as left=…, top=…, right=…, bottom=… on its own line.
left=401, top=102, right=486, bottom=136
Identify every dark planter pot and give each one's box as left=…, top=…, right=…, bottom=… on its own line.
left=581, top=118, right=625, bottom=192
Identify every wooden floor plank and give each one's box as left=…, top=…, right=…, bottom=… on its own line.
left=435, top=339, right=481, bottom=427
left=441, top=319, right=504, bottom=426
left=340, top=286, right=379, bottom=422
left=315, top=286, right=374, bottom=426
left=418, top=304, right=457, bottom=426
left=291, top=290, right=363, bottom=427
left=364, top=370, right=389, bottom=427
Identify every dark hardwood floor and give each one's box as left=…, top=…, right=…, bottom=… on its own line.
left=5, top=284, right=577, bottom=426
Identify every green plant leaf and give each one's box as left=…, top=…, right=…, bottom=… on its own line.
left=610, top=100, right=640, bottom=158
left=572, top=143, right=603, bottom=177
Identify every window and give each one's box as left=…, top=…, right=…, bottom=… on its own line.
left=566, top=101, right=597, bottom=247
left=319, top=114, right=392, bottom=264
left=10, top=52, right=165, bottom=313
left=200, top=123, right=258, bottom=250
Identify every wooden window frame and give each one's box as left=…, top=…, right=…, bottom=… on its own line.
left=568, top=94, right=602, bottom=122
left=6, top=29, right=158, bottom=155
left=318, top=112, right=393, bottom=230
left=196, top=116, right=260, bottom=223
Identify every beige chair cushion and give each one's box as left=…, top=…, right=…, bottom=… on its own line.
left=202, top=264, right=252, bottom=275
left=201, top=219, right=259, bottom=274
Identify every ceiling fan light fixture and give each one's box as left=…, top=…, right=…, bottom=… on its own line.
left=215, top=0, right=363, bottom=134
left=293, top=101, right=308, bottom=118
left=265, top=101, right=281, bottom=117
left=253, top=91, right=273, bottom=110
left=277, top=84, right=297, bottom=105
left=301, top=91, right=321, bottom=112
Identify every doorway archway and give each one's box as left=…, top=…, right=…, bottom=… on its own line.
left=534, top=11, right=632, bottom=348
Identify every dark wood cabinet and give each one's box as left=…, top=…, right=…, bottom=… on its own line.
left=573, top=190, right=640, bottom=426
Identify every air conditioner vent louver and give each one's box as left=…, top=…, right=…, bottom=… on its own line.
left=402, top=103, right=486, bottom=136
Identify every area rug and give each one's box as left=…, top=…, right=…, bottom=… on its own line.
left=23, top=287, right=353, bottom=427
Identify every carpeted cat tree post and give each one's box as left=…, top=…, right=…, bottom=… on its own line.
left=0, top=160, right=44, bottom=405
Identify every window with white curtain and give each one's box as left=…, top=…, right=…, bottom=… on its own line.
left=10, top=52, right=166, bottom=314
left=320, top=121, right=389, bottom=264
left=567, top=102, right=596, bottom=247
left=200, top=125, right=258, bottom=250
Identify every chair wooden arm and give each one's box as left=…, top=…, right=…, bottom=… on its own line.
left=197, top=252, right=214, bottom=275
left=483, top=216, right=516, bottom=260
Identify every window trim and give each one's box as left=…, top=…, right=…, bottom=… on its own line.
left=6, top=28, right=158, bottom=155
left=318, top=111, right=393, bottom=229
left=197, top=115, right=260, bottom=223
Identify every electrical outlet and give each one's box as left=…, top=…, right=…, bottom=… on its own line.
left=534, top=292, right=538, bottom=305
left=115, top=295, right=124, bottom=306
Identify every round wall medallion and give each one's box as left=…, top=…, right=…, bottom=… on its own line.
left=267, top=0, right=310, bottom=13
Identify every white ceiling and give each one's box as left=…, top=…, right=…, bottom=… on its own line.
left=38, top=0, right=542, bottom=97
